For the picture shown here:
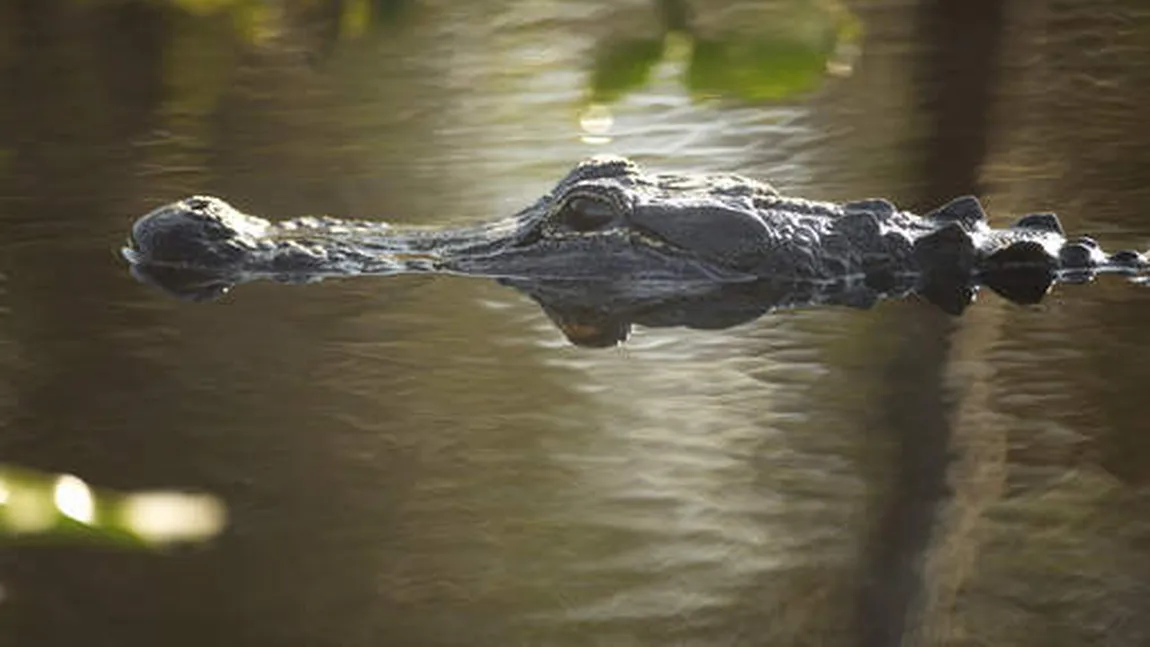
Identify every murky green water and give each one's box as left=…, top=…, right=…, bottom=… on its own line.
left=4, top=1, right=1150, bottom=645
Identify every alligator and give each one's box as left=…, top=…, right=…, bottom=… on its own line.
left=123, top=155, right=1150, bottom=307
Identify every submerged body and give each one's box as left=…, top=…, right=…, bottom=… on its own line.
left=123, top=156, right=1149, bottom=290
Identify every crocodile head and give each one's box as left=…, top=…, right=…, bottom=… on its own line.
left=124, top=157, right=790, bottom=284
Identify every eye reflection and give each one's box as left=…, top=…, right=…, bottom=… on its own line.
left=560, top=197, right=617, bottom=232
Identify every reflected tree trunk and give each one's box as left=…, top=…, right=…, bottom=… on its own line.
left=913, top=0, right=1006, bottom=206
left=854, top=316, right=957, bottom=647
left=855, top=1, right=1007, bottom=646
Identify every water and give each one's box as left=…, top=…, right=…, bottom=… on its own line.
left=4, top=1, right=1150, bottom=645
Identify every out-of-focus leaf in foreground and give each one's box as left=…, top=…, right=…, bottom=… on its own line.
left=0, top=464, right=226, bottom=549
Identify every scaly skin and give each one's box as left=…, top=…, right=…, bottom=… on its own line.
left=123, top=156, right=1150, bottom=289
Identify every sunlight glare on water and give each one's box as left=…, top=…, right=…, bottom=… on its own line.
left=528, top=313, right=865, bottom=636
left=579, top=104, right=615, bottom=145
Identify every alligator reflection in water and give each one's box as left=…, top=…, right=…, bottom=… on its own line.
left=131, top=260, right=1078, bottom=347
left=122, top=157, right=1150, bottom=345
left=505, top=269, right=1068, bottom=346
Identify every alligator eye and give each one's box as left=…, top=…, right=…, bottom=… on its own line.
left=559, top=197, right=617, bottom=232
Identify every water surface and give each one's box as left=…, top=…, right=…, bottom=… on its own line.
left=3, top=1, right=1150, bottom=646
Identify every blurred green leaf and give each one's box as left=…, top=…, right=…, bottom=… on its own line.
left=588, top=38, right=665, bottom=103
left=684, top=0, right=861, bottom=102
left=685, top=36, right=828, bottom=102
left=340, top=0, right=372, bottom=40
left=589, top=0, right=863, bottom=105
left=0, top=464, right=226, bottom=549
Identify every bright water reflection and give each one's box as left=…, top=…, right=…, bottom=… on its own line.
left=3, top=1, right=1150, bottom=646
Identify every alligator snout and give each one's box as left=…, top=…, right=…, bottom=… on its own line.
left=124, top=196, right=270, bottom=269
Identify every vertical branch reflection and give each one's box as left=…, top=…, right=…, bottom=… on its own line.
left=855, top=1, right=1008, bottom=645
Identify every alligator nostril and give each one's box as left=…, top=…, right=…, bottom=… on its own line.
left=186, top=197, right=213, bottom=212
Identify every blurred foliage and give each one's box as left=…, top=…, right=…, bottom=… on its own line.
left=589, top=0, right=862, bottom=104
left=588, top=39, right=665, bottom=104
left=687, top=32, right=837, bottom=102
left=0, top=464, right=226, bottom=549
